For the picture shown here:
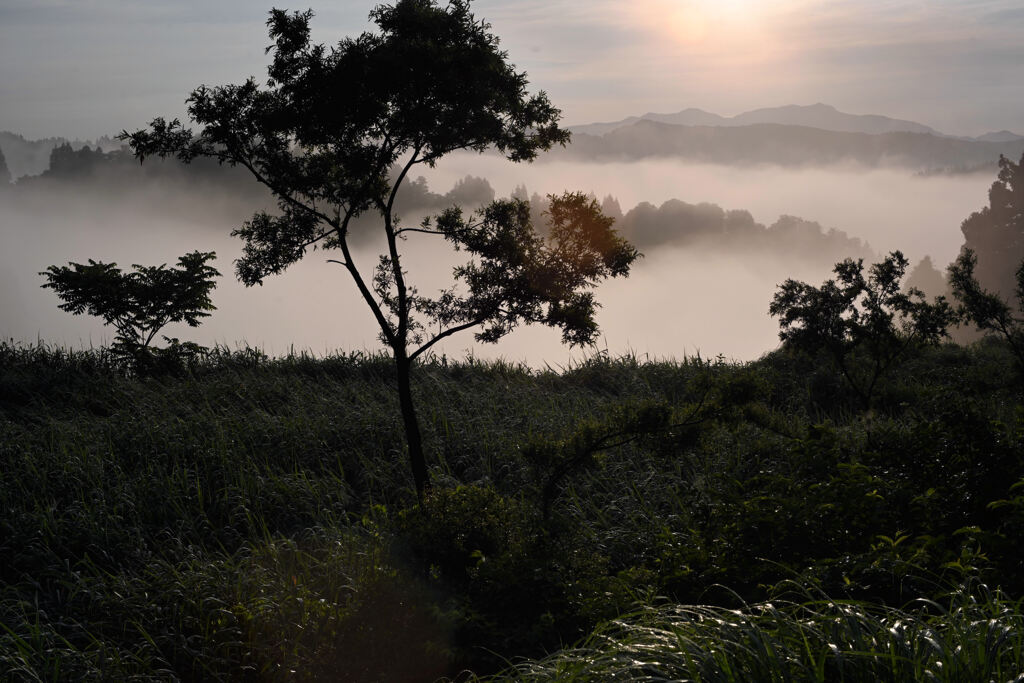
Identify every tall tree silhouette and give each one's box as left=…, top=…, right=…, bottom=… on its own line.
left=960, top=153, right=1024, bottom=298
left=122, top=1, right=637, bottom=501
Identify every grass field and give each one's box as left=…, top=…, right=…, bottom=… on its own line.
left=2, top=340, right=1023, bottom=681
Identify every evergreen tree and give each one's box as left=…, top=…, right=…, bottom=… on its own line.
left=0, top=145, right=11, bottom=185
left=960, top=153, right=1024, bottom=298
left=905, top=255, right=947, bottom=300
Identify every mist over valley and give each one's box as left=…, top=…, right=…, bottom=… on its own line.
left=6, top=3, right=1024, bottom=679
left=0, top=130, right=995, bottom=362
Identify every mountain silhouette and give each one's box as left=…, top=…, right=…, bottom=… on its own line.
left=559, top=119, right=1024, bottom=171
left=570, top=104, right=1021, bottom=142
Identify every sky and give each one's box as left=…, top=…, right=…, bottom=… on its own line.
left=2, top=0, right=1024, bottom=140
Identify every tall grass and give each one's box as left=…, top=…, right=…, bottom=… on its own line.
left=492, top=582, right=1024, bottom=682
left=2, top=340, right=1023, bottom=680
left=0, top=343, right=709, bottom=679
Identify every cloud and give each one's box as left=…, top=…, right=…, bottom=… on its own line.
left=3, top=0, right=1024, bottom=139
left=0, top=0, right=268, bottom=26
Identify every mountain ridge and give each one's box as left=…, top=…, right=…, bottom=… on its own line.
left=569, top=103, right=1021, bottom=142
left=556, top=119, right=1024, bottom=171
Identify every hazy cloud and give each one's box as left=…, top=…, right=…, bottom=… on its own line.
left=0, top=155, right=994, bottom=362
left=4, top=0, right=1024, bottom=139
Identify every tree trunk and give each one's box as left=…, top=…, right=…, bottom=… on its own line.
left=395, top=353, right=430, bottom=503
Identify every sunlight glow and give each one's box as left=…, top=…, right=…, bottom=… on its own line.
left=604, top=0, right=805, bottom=103
left=614, top=0, right=798, bottom=66
left=628, top=0, right=765, bottom=46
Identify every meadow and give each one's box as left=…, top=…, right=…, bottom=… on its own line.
left=2, top=337, right=1023, bottom=681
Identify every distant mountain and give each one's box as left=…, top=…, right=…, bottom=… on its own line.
left=570, top=104, right=1020, bottom=142
left=3, top=140, right=498, bottom=227
left=728, top=103, right=939, bottom=136
left=642, top=108, right=729, bottom=128
left=557, top=120, right=1024, bottom=171
left=974, top=130, right=1024, bottom=143
left=572, top=108, right=741, bottom=137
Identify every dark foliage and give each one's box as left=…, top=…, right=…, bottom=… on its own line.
left=0, top=145, right=10, bottom=186
left=949, top=247, right=1024, bottom=371
left=1, top=341, right=1023, bottom=680
left=40, top=251, right=219, bottom=367
left=770, top=251, right=955, bottom=407
left=959, top=153, right=1024, bottom=299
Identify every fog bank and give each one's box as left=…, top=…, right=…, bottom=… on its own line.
left=0, top=159, right=996, bottom=363
left=420, top=154, right=992, bottom=268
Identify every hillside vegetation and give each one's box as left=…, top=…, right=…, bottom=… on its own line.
left=2, top=339, right=1023, bottom=681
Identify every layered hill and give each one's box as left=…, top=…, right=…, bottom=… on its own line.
left=570, top=103, right=1020, bottom=141
left=559, top=119, right=1024, bottom=171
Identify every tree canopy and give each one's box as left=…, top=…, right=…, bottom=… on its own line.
left=770, top=251, right=953, bottom=407
left=960, top=153, right=1024, bottom=298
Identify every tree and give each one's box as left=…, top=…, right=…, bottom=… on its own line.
left=45, top=143, right=106, bottom=180
left=121, top=2, right=637, bottom=501
left=444, top=175, right=494, bottom=208
left=41, top=251, right=219, bottom=364
left=769, top=251, right=954, bottom=408
left=904, top=255, right=947, bottom=300
left=0, top=145, right=11, bottom=186
left=959, top=153, right=1024, bottom=299
left=948, top=248, right=1024, bottom=370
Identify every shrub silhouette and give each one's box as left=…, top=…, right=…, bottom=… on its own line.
left=41, top=251, right=219, bottom=367
left=770, top=251, right=954, bottom=408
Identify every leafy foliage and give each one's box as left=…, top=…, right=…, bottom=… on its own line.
left=949, top=247, right=1024, bottom=370
left=1, top=342, right=1023, bottom=679
left=122, top=0, right=572, bottom=293
left=40, top=251, right=219, bottom=365
left=769, top=251, right=954, bottom=407
left=418, top=192, right=638, bottom=350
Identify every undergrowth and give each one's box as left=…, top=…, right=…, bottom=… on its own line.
left=1, top=340, right=1023, bottom=680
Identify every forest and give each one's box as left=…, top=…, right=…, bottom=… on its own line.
left=3, top=1, right=1024, bottom=681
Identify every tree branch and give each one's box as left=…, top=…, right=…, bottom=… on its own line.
left=409, top=315, right=490, bottom=362
left=232, top=153, right=341, bottom=231
left=395, top=227, right=445, bottom=237
left=417, top=139, right=485, bottom=166
left=381, top=144, right=423, bottom=351
left=337, top=216, right=396, bottom=346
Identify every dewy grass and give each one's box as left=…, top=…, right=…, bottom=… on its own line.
left=3, top=340, right=1024, bottom=680
left=492, top=583, right=1024, bottom=683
